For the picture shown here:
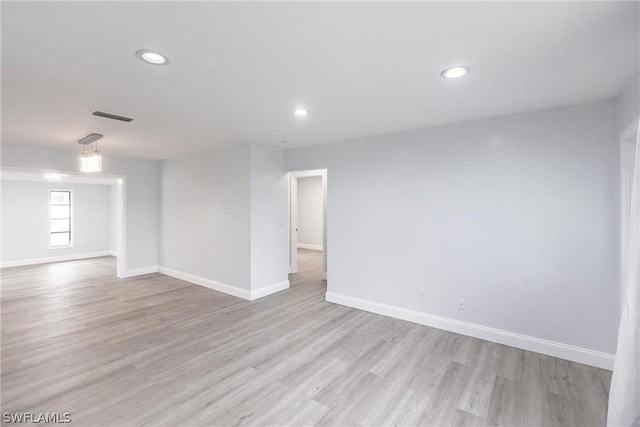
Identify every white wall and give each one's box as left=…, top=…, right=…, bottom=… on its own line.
left=250, top=145, right=290, bottom=290
left=1, top=144, right=159, bottom=271
left=615, top=74, right=639, bottom=133
left=1, top=180, right=111, bottom=262
left=159, top=144, right=289, bottom=297
left=297, top=176, right=323, bottom=249
left=285, top=99, right=619, bottom=357
left=159, top=145, right=252, bottom=290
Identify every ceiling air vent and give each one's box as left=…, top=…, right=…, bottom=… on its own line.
left=92, top=110, right=134, bottom=122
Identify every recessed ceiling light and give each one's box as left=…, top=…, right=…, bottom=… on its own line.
left=136, top=49, right=169, bottom=65
left=440, top=66, right=470, bottom=79
left=293, top=108, right=310, bottom=117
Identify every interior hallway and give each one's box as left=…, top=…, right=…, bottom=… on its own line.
left=289, top=248, right=325, bottom=289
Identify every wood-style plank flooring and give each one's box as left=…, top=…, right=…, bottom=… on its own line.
left=1, top=250, right=611, bottom=426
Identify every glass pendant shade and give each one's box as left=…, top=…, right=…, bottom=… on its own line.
left=79, top=147, right=102, bottom=172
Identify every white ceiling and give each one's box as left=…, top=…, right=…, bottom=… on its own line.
left=2, top=1, right=638, bottom=160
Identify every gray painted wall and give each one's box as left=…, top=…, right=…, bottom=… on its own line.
left=250, top=144, right=290, bottom=289
left=285, top=99, right=620, bottom=354
left=1, top=180, right=111, bottom=262
left=159, top=145, right=252, bottom=290
left=615, top=74, right=639, bottom=133
left=0, top=143, right=159, bottom=270
left=297, top=176, right=324, bottom=248
left=159, top=144, right=289, bottom=291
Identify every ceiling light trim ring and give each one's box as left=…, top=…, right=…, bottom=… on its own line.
left=440, top=65, right=470, bottom=79
left=136, top=49, right=170, bottom=65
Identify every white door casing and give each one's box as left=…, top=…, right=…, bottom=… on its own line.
left=289, top=169, right=327, bottom=279
left=620, top=119, right=638, bottom=307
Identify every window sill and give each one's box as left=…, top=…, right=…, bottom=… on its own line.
left=48, top=245, right=75, bottom=250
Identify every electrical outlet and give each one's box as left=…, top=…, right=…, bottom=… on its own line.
left=458, top=298, right=465, bottom=310
left=419, top=291, right=427, bottom=303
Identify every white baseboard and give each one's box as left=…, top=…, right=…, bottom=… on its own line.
left=1, top=251, right=115, bottom=268
left=251, top=280, right=290, bottom=300
left=325, top=292, right=614, bottom=370
left=119, top=265, right=158, bottom=278
left=157, top=267, right=289, bottom=301
left=158, top=266, right=251, bottom=300
left=297, top=243, right=323, bottom=251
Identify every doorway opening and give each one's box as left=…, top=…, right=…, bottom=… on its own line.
left=0, top=166, right=126, bottom=278
left=289, top=170, right=327, bottom=289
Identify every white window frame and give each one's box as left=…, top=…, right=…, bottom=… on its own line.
left=49, top=189, right=74, bottom=249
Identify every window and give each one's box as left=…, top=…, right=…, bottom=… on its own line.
left=50, top=190, right=72, bottom=247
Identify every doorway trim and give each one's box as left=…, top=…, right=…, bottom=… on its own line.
left=289, top=169, right=327, bottom=280
left=620, top=118, right=638, bottom=307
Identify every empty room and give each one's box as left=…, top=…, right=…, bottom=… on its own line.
left=1, top=1, right=639, bottom=426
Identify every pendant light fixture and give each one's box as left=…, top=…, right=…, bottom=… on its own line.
left=78, top=133, right=103, bottom=173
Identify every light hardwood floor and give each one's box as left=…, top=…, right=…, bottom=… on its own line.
left=1, top=250, right=610, bottom=426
